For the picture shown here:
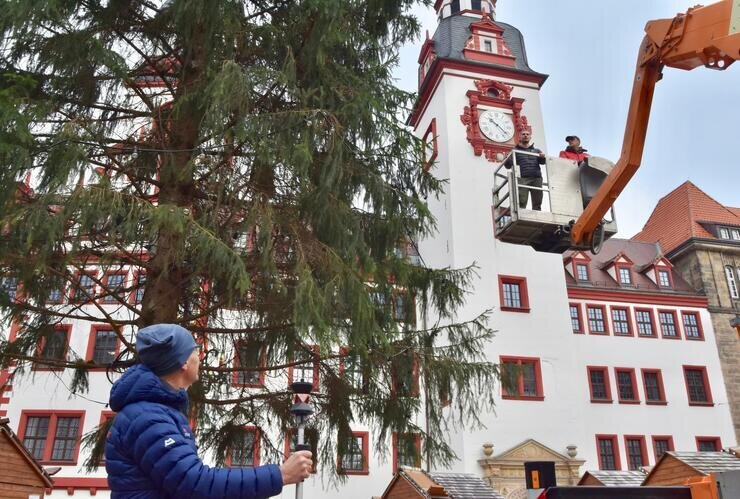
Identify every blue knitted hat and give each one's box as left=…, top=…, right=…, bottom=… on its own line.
left=136, top=324, right=197, bottom=376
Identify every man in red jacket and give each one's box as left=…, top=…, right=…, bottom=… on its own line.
left=559, top=135, right=589, bottom=164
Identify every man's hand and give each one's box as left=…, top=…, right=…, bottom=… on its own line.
left=280, top=451, right=313, bottom=485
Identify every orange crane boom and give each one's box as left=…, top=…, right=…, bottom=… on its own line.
left=570, top=0, right=740, bottom=248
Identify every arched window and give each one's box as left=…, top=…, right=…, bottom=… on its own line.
left=726, top=266, right=739, bottom=299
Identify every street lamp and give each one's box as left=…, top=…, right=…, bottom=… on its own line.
left=290, top=380, right=314, bottom=499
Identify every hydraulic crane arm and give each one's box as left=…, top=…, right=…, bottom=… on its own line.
left=571, top=0, right=740, bottom=248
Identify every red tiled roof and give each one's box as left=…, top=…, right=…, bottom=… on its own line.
left=632, top=181, right=740, bottom=254
left=563, top=238, right=697, bottom=294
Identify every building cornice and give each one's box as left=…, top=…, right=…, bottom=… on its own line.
left=668, top=238, right=740, bottom=259
left=567, top=287, right=708, bottom=308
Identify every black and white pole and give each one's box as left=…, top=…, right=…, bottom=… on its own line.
left=290, top=380, right=314, bottom=499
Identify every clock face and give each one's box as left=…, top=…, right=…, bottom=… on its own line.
left=479, top=110, right=515, bottom=143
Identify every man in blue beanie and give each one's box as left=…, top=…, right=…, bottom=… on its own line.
left=106, top=323, right=312, bottom=498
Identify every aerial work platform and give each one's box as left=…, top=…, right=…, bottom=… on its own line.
left=493, top=151, right=618, bottom=254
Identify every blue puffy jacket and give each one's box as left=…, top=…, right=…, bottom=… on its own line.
left=106, top=364, right=283, bottom=498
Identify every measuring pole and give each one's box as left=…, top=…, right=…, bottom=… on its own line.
left=290, top=381, right=314, bottom=499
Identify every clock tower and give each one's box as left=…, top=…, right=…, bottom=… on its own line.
left=411, top=0, right=566, bottom=481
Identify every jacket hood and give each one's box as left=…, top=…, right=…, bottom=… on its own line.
left=109, top=363, right=189, bottom=414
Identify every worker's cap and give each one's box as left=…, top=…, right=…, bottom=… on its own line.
left=136, top=324, right=197, bottom=376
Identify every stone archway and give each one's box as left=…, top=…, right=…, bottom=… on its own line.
left=478, top=439, right=585, bottom=495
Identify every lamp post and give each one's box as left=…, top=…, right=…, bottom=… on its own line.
left=290, top=380, right=314, bottom=499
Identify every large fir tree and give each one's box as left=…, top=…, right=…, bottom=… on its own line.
left=0, top=0, right=498, bottom=474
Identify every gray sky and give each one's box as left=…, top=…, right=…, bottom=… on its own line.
left=394, top=0, right=739, bottom=237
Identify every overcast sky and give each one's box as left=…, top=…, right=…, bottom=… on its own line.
left=394, top=0, right=739, bottom=237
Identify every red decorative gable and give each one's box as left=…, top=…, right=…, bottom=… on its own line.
left=462, top=16, right=515, bottom=66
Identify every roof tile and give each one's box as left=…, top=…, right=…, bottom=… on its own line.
left=632, top=182, right=740, bottom=254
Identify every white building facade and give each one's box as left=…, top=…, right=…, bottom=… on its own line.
left=0, top=2, right=736, bottom=498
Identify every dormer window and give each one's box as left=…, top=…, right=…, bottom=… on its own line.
left=718, top=226, right=740, bottom=240
left=451, top=0, right=460, bottom=14
left=483, top=40, right=493, bottom=52
left=576, top=263, right=589, bottom=282
left=658, top=270, right=671, bottom=288
left=618, top=267, right=632, bottom=285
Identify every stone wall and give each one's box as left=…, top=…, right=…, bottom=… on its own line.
left=672, top=246, right=740, bottom=441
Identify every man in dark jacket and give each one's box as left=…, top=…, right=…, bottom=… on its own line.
left=503, top=129, right=547, bottom=211
left=106, top=323, right=312, bottom=498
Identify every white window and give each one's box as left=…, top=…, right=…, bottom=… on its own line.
left=576, top=264, right=589, bottom=282
left=618, top=267, right=632, bottom=285
left=719, top=227, right=730, bottom=239
left=732, top=229, right=740, bottom=240
left=726, top=266, right=739, bottom=299
left=658, top=270, right=671, bottom=288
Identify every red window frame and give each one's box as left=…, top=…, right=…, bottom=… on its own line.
left=287, top=346, right=320, bottom=392
left=500, top=356, right=544, bottom=401
left=635, top=308, right=657, bottom=338
left=101, top=271, right=128, bottom=304
left=337, top=431, right=370, bottom=475
left=392, top=432, right=422, bottom=473
left=498, top=275, right=530, bottom=313
left=586, top=366, right=612, bottom=403
left=98, top=411, right=116, bottom=464
left=657, top=309, right=681, bottom=339
left=614, top=368, right=640, bottom=404
left=33, top=324, right=72, bottom=372
left=595, top=434, right=621, bottom=471
left=610, top=306, right=633, bottom=336
left=18, top=410, right=86, bottom=465
left=695, top=436, right=722, bottom=452
left=616, top=264, right=633, bottom=286
left=680, top=311, right=704, bottom=341
left=422, top=118, right=438, bottom=171
left=656, top=268, right=674, bottom=289
left=225, top=426, right=261, bottom=467
left=390, top=352, right=420, bottom=398
left=586, top=304, right=609, bottom=335
left=129, top=270, right=146, bottom=305
left=623, top=435, right=648, bottom=470
left=46, top=284, right=66, bottom=305
left=85, top=324, right=122, bottom=370
left=683, top=365, right=714, bottom=406
left=641, top=369, right=667, bottom=405
left=338, top=347, right=368, bottom=393
left=569, top=303, right=584, bottom=334
left=651, top=435, right=674, bottom=462
left=69, top=271, right=98, bottom=303
left=573, top=260, right=591, bottom=282
left=233, top=340, right=267, bottom=388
